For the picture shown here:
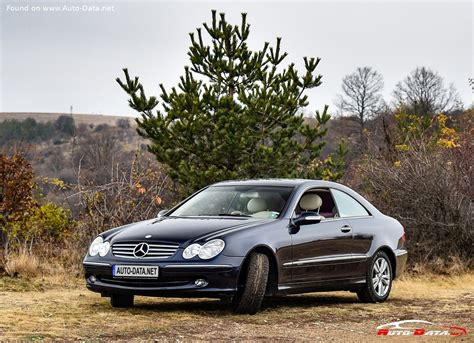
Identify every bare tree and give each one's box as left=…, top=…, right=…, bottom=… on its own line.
left=393, top=66, right=462, bottom=116
left=72, top=131, right=122, bottom=184
left=336, top=67, right=384, bottom=147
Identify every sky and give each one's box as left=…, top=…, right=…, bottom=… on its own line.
left=1, top=0, right=472, bottom=117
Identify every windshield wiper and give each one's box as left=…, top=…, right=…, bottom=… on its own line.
left=195, top=213, right=252, bottom=217
left=217, top=213, right=252, bottom=217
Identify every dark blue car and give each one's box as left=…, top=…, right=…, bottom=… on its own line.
left=83, top=179, right=407, bottom=314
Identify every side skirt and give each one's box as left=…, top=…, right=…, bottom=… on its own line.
left=277, top=277, right=366, bottom=295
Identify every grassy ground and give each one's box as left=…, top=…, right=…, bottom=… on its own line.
left=0, top=274, right=472, bottom=341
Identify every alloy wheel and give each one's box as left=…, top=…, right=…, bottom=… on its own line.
left=372, top=257, right=391, bottom=297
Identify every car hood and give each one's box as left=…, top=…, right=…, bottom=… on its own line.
left=105, top=216, right=266, bottom=245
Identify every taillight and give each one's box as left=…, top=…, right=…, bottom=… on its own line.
left=398, top=230, right=406, bottom=248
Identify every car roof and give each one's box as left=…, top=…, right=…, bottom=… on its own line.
left=211, top=179, right=339, bottom=188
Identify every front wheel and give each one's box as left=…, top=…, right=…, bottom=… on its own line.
left=357, top=251, right=392, bottom=303
left=232, top=252, right=269, bottom=314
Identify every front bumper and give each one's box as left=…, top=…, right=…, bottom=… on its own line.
left=83, top=256, right=243, bottom=298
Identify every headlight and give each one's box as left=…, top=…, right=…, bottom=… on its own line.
left=183, top=243, right=202, bottom=259
left=199, top=239, right=225, bottom=259
left=182, top=239, right=225, bottom=260
left=98, top=241, right=110, bottom=257
left=89, top=236, right=103, bottom=256
left=89, top=236, right=110, bottom=257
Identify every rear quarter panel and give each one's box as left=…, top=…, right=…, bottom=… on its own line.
left=349, top=215, right=404, bottom=255
left=349, top=214, right=405, bottom=277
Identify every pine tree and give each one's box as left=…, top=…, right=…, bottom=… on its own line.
left=117, top=11, right=346, bottom=193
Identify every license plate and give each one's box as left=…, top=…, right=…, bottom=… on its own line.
left=112, top=265, right=159, bottom=278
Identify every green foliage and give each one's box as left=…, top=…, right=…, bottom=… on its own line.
left=393, top=111, right=459, bottom=154
left=5, top=203, right=71, bottom=250
left=0, top=119, right=55, bottom=144
left=117, top=10, right=346, bottom=193
left=0, top=116, right=76, bottom=145
left=54, top=115, right=75, bottom=136
left=1, top=153, right=71, bottom=252
left=27, top=203, right=70, bottom=241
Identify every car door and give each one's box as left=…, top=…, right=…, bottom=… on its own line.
left=330, top=188, right=373, bottom=278
left=287, top=189, right=356, bottom=283
left=290, top=218, right=355, bottom=283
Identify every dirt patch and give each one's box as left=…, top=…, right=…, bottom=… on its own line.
left=0, top=274, right=472, bottom=341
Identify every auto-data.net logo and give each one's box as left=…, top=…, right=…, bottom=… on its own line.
left=377, top=320, right=468, bottom=337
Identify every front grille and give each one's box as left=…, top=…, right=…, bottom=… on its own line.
left=112, top=242, right=179, bottom=259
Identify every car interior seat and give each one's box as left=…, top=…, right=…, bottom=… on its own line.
left=299, top=194, right=325, bottom=219
left=247, top=198, right=277, bottom=219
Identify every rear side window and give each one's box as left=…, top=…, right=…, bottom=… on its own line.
left=331, top=189, right=370, bottom=218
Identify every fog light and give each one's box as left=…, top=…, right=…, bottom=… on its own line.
left=194, top=278, right=208, bottom=287
left=89, top=275, right=97, bottom=283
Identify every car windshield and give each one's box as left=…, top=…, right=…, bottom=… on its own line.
left=169, top=185, right=294, bottom=219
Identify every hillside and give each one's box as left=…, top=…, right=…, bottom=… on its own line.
left=0, top=112, right=136, bottom=126
left=0, top=111, right=147, bottom=191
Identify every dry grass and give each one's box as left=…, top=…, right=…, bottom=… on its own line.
left=0, top=274, right=472, bottom=341
left=2, top=246, right=85, bottom=280
left=5, top=250, right=41, bottom=278
left=410, top=255, right=472, bottom=275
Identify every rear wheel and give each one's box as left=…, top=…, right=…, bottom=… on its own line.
left=110, top=294, right=134, bottom=308
left=232, top=252, right=269, bottom=314
left=357, top=251, right=392, bottom=303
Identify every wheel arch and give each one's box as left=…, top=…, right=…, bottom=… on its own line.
left=237, top=244, right=279, bottom=296
left=375, top=245, right=397, bottom=279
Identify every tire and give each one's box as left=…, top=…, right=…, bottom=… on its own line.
left=357, top=250, right=393, bottom=303
left=110, top=294, right=134, bottom=308
left=232, top=252, right=269, bottom=315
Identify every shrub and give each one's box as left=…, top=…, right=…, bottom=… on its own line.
left=1, top=153, right=72, bottom=255
left=54, top=115, right=76, bottom=136
left=0, top=153, right=36, bottom=253
left=357, top=110, right=473, bottom=268
left=116, top=118, right=131, bottom=129
left=0, top=118, right=55, bottom=144
left=4, top=202, right=71, bottom=253
left=70, top=152, right=175, bottom=237
left=93, top=123, right=110, bottom=132
left=360, top=146, right=472, bottom=266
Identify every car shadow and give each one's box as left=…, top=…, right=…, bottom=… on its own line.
left=132, top=298, right=224, bottom=313
left=129, top=293, right=366, bottom=314
left=262, top=294, right=360, bottom=310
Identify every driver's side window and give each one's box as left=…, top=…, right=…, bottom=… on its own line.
left=294, top=189, right=339, bottom=219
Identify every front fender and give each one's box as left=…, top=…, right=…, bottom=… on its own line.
left=220, top=220, right=287, bottom=258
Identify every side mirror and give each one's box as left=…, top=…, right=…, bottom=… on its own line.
left=157, top=209, right=168, bottom=218
left=291, top=212, right=322, bottom=227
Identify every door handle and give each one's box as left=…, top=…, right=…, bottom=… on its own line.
left=341, top=225, right=352, bottom=233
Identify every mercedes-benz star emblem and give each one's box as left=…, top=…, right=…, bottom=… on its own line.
left=133, top=242, right=149, bottom=258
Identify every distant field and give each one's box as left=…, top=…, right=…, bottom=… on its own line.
left=0, top=112, right=136, bottom=126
